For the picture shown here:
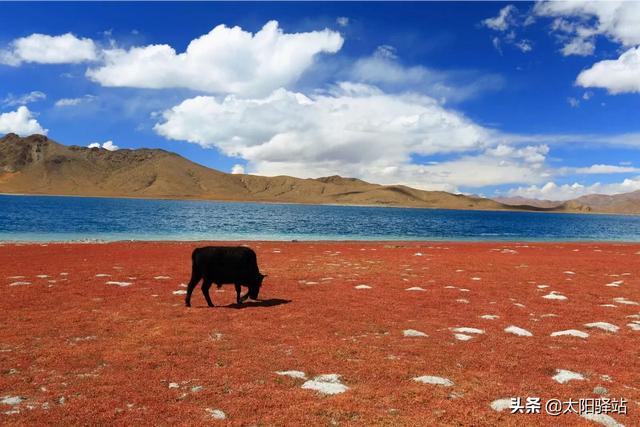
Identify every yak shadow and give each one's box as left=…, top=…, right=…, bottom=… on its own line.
left=226, top=298, right=291, bottom=309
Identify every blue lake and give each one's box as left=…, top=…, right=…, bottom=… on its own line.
left=1, top=194, right=640, bottom=242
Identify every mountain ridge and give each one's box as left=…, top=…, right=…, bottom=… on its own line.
left=1, top=133, right=635, bottom=214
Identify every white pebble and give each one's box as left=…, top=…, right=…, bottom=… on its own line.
left=504, top=326, right=533, bottom=337
left=403, top=329, right=428, bottom=337
left=552, top=369, right=584, bottom=384
left=584, top=322, right=619, bottom=333
left=550, top=330, right=589, bottom=339
left=413, top=376, right=454, bottom=387
left=301, top=374, right=348, bottom=395
left=206, top=409, right=226, bottom=420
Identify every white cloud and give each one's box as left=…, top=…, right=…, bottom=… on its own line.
left=87, top=20, right=343, bottom=96
left=231, top=164, right=245, bottom=174
left=572, top=164, right=640, bottom=174
left=482, top=5, right=534, bottom=54
left=482, top=5, right=518, bottom=31
left=153, top=84, right=553, bottom=190
left=0, top=106, right=47, bottom=136
left=0, top=33, right=97, bottom=66
left=351, top=46, right=503, bottom=103
left=535, top=1, right=640, bottom=47
left=560, top=37, right=595, bottom=56
left=567, top=97, right=580, bottom=108
left=336, top=17, right=349, bottom=27
left=515, top=39, right=533, bottom=53
left=508, top=178, right=640, bottom=201
left=1, top=91, right=46, bottom=107
left=88, top=140, right=118, bottom=151
left=576, top=47, right=640, bottom=94
left=54, top=95, right=95, bottom=107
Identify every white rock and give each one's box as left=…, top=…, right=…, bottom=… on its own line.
left=1, top=396, right=24, bottom=405
left=543, top=292, right=568, bottom=300
left=8, top=281, right=30, bottom=286
left=584, top=322, right=619, bottom=333
left=550, top=329, right=589, bottom=339
left=403, top=329, right=428, bottom=337
left=354, top=284, right=371, bottom=290
left=405, top=287, right=426, bottom=291
left=454, top=333, right=473, bottom=341
left=552, top=369, right=584, bottom=384
left=95, top=274, right=110, bottom=277
left=154, top=276, right=171, bottom=280
left=606, top=281, right=624, bottom=287
left=301, top=374, right=348, bottom=395
left=504, top=326, right=533, bottom=337
left=580, top=413, right=624, bottom=427
left=451, top=327, right=484, bottom=334
left=413, top=376, right=454, bottom=387
left=106, top=281, right=132, bottom=287
left=564, top=271, right=576, bottom=275
left=275, top=370, right=307, bottom=379
left=168, top=383, right=179, bottom=389
left=206, top=409, right=226, bottom=420
left=627, top=323, right=640, bottom=331
left=613, top=297, right=639, bottom=306
left=480, top=314, right=499, bottom=320
left=172, top=290, right=187, bottom=295
left=490, top=398, right=512, bottom=412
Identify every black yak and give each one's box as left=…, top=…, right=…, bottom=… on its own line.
left=185, top=246, right=266, bottom=307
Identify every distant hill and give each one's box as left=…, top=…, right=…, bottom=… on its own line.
left=1, top=133, right=635, bottom=214
left=493, top=196, right=563, bottom=209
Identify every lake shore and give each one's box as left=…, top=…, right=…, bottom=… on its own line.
left=1, top=241, right=638, bottom=425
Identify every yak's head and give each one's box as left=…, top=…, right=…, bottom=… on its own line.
left=248, top=273, right=267, bottom=300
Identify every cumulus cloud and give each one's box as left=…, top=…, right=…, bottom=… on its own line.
left=1, top=91, right=46, bottom=107
left=87, top=20, right=343, bottom=96
left=88, top=140, right=118, bottom=151
left=153, top=83, right=553, bottom=190
left=534, top=1, right=640, bottom=92
left=0, top=106, right=47, bottom=136
left=0, top=33, right=98, bottom=66
left=576, top=47, right=640, bottom=94
left=231, top=164, right=245, bottom=174
left=535, top=1, right=640, bottom=47
left=508, top=178, right=640, bottom=201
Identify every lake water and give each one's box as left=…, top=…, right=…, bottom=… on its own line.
left=1, top=194, right=640, bottom=242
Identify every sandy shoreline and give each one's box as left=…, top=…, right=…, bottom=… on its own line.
left=1, top=241, right=639, bottom=425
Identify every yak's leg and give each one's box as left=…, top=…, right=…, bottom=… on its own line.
left=202, top=279, right=215, bottom=307
left=185, top=267, right=202, bottom=308
left=235, top=283, right=243, bottom=305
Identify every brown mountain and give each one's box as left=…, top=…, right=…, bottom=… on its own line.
left=570, top=191, right=640, bottom=214
left=493, top=196, right=563, bottom=209
left=0, top=133, right=608, bottom=213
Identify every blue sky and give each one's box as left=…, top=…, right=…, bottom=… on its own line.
left=1, top=1, right=639, bottom=200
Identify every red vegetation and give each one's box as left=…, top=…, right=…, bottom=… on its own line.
left=1, top=241, right=639, bottom=425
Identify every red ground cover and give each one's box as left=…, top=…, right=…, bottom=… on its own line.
left=0, top=241, right=639, bottom=426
